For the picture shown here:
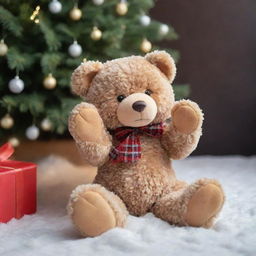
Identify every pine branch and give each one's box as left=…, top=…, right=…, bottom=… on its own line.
left=46, top=108, right=67, bottom=134
left=56, top=24, right=76, bottom=39
left=103, top=26, right=126, bottom=45
left=128, top=0, right=155, bottom=14
left=39, top=16, right=61, bottom=51
left=136, top=0, right=155, bottom=9
left=0, top=6, right=23, bottom=37
left=55, top=69, right=73, bottom=87
left=7, top=47, right=36, bottom=71
left=46, top=97, right=80, bottom=134
left=41, top=53, right=62, bottom=74
left=65, top=57, right=83, bottom=67
left=0, top=94, right=46, bottom=116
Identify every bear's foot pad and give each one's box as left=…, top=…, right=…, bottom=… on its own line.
left=185, top=184, right=224, bottom=227
left=72, top=191, right=117, bottom=237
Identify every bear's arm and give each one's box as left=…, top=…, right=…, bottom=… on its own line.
left=160, top=100, right=203, bottom=160
left=74, top=138, right=112, bottom=167
left=69, top=103, right=112, bottom=167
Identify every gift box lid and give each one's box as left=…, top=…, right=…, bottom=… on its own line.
left=0, top=160, right=36, bottom=174
left=0, top=143, right=36, bottom=174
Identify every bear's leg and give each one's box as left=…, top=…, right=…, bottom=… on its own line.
left=67, top=184, right=128, bottom=237
left=152, top=179, right=225, bottom=228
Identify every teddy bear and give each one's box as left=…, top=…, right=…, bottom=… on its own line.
left=67, top=51, right=225, bottom=237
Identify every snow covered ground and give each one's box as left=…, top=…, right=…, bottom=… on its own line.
left=0, top=156, right=256, bottom=256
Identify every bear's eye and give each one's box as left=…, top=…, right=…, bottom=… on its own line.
left=117, top=95, right=126, bottom=102
left=145, top=89, right=153, bottom=96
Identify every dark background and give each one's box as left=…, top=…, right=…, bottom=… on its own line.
left=151, top=0, right=256, bottom=155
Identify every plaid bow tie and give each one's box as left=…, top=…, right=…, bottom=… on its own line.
left=109, top=122, right=164, bottom=163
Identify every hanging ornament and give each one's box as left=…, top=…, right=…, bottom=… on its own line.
left=0, top=114, right=14, bottom=129
left=159, top=24, right=169, bottom=35
left=69, top=5, right=82, bottom=21
left=116, top=0, right=128, bottom=16
left=92, top=0, right=104, bottom=5
left=68, top=41, right=82, bottom=57
left=140, top=38, right=152, bottom=53
left=90, top=26, right=102, bottom=41
left=43, top=73, right=57, bottom=90
left=26, top=125, right=40, bottom=140
left=40, top=118, right=52, bottom=131
left=139, top=15, right=151, bottom=26
left=8, top=75, right=24, bottom=94
left=0, top=39, right=8, bottom=56
left=8, top=137, right=20, bottom=147
left=49, top=0, right=62, bottom=14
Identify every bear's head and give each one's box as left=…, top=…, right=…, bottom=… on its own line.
left=71, top=51, right=176, bottom=129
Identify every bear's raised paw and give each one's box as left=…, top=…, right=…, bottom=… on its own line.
left=172, top=100, right=203, bottom=134
left=68, top=102, right=107, bottom=144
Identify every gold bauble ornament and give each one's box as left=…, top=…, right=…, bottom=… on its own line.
left=0, top=39, right=8, bottom=56
left=140, top=38, right=152, bottom=53
left=0, top=114, right=14, bottom=129
left=43, top=73, right=57, bottom=90
left=40, top=118, right=52, bottom=131
left=8, top=137, right=20, bottom=147
left=70, top=7, right=82, bottom=21
left=116, top=2, right=128, bottom=16
left=90, top=26, right=102, bottom=41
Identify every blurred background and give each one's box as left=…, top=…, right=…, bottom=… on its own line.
left=151, top=0, right=256, bottom=155
left=0, top=0, right=255, bottom=163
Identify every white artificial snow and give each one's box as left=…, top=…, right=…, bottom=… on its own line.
left=0, top=156, right=256, bottom=256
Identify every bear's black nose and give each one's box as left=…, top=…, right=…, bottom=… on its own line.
left=132, top=101, right=146, bottom=112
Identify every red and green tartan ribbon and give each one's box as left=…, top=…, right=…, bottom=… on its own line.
left=109, top=122, right=164, bottom=163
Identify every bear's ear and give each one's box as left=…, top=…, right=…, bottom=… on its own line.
left=71, top=61, right=103, bottom=97
left=145, top=50, right=176, bottom=83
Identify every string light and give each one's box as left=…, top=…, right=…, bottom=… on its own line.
left=30, top=6, right=40, bottom=24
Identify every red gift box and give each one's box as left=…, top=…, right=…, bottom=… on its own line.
left=0, top=143, right=37, bottom=223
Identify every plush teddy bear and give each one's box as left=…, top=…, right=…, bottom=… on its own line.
left=67, top=51, right=225, bottom=237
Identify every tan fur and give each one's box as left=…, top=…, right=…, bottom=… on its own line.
left=68, top=51, right=225, bottom=237
left=69, top=103, right=112, bottom=166
left=145, top=50, right=176, bottom=83
left=71, top=61, right=103, bottom=97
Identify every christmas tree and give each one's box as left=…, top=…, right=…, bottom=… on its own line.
left=0, top=0, right=189, bottom=146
